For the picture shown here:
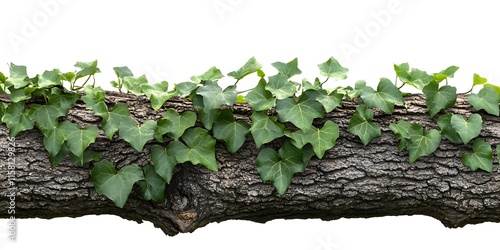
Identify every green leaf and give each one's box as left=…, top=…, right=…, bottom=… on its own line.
left=437, top=113, right=463, bottom=144
left=265, top=74, right=297, bottom=100
left=122, top=75, right=148, bottom=95
left=467, top=86, right=500, bottom=116
left=118, top=119, right=157, bottom=152
left=191, top=66, right=224, bottom=83
left=196, top=80, right=237, bottom=110
left=91, top=160, right=144, bottom=208
left=433, top=66, right=459, bottom=83
left=8, top=86, right=37, bottom=103
left=301, top=78, right=322, bottom=92
left=192, top=95, right=218, bottom=130
left=174, top=82, right=198, bottom=98
left=101, top=103, right=131, bottom=139
left=348, top=105, right=381, bottom=146
left=43, top=127, right=65, bottom=157
left=422, top=82, right=457, bottom=117
left=271, top=58, right=302, bottom=78
left=82, top=85, right=106, bottom=114
left=256, top=141, right=305, bottom=195
left=303, top=89, right=343, bottom=113
left=396, top=66, right=433, bottom=90
left=246, top=78, right=276, bottom=111
left=473, top=73, right=488, bottom=86
left=285, top=120, right=339, bottom=158
left=407, top=127, right=441, bottom=163
left=213, top=109, right=250, bottom=154
left=484, top=84, right=500, bottom=96
left=74, top=60, right=100, bottom=80
left=168, top=127, right=218, bottom=171
left=113, top=66, right=134, bottom=78
left=58, top=121, right=99, bottom=164
left=46, top=91, right=80, bottom=113
left=150, top=145, right=177, bottom=183
left=318, top=57, right=348, bottom=80
left=69, top=149, right=101, bottom=166
left=360, top=78, right=404, bottom=114
left=139, top=164, right=166, bottom=202
left=2, top=102, right=34, bottom=137
left=6, top=63, right=29, bottom=89
left=462, top=139, right=493, bottom=172
left=154, top=109, right=196, bottom=141
left=141, top=81, right=177, bottom=110
left=28, top=104, right=66, bottom=135
left=227, top=57, right=262, bottom=80
left=250, top=111, right=285, bottom=148
left=389, top=120, right=414, bottom=151
left=276, top=92, right=325, bottom=131
left=49, top=144, right=69, bottom=168
left=38, top=69, right=62, bottom=88
left=235, top=95, right=245, bottom=103
left=450, top=114, right=483, bottom=145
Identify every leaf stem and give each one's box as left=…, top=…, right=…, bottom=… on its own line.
left=321, top=77, right=329, bottom=85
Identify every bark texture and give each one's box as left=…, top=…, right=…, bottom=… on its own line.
left=0, top=92, right=500, bottom=236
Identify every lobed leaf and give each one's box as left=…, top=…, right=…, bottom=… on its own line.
left=286, top=120, right=339, bottom=158
left=213, top=109, right=250, bottom=154
left=467, top=86, right=500, bottom=116
left=360, top=78, right=404, bottom=114
left=246, top=78, right=276, bottom=111
left=407, top=127, right=441, bottom=163
left=227, top=57, right=262, bottom=80
left=422, top=82, right=457, bottom=117
left=275, top=91, right=325, bottom=131
left=139, top=164, right=167, bottom=202
left=250, top=111, right=285, bottom=148
left=150, top=145, right=177, bottom=184
left=450, top=114, right=483, bottom=145
left=318, top=57, right=348, bottom=80
left=118, top=119, right=157, bottom=152
left=271, top=58, right=302, bottom=78
left=348, top=105, right=381, bottom=146
left=168, top=127, right=218, bottom=171
left=462, top=139, right=493, bottom=172
left=154, top=109, right=197, bottom=141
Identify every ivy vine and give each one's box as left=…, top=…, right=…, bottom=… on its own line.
left=0, top=57, right=499, bottom=208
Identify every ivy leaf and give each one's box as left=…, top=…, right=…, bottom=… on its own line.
left=6, top=63, right=29, bottom=89
left=139, top=164, right=166, bottom=202
left=7, top=87, right=36, bottom=103
left=250, top=111, right=285, bottom=148
left=462, top=139, right=493, bottom=172
left=101, top=103, right=131, bottom=139
left=91, top=160, right=144, bottom=208
left=43, top=127, right=65, bottom=157
left=141, top=81, right=177, bottom=110
left=38, top=69, right=62, bottom=88
left=1, top=102, right=34, bottom=137
left=227, top=57, right=262, bottom=80
left=113, top=66, right=134, bottom=78
left=168, top=127, right=218, bottom=171
left=28, top=104, right=66, bottom=136
left=122, top=75, right=148, bottom=95
left=422, top=82, right=457, bottom=117
left=196, top=80, right=237, bottom=110
left=484, top=84, right=500, bottom=96
left=318, top=57, right=348, bottom=80
left=473, top=73, right=488, bottom=86
left=191, top=66, right=224, bottom=83
left=246, top=78, right=276, bottom=111
left=49, top=144, right=69, bottom=168
left=276, top=92, right=325, bottom=131
left=303, top=89, right=343, bottom=113
left=433, top=66, right=459, bottom=83
left=118, top=119, right=157, bottom=152
left=301, top=78, right=322, bottom=92
left=408, top=127, right=441, bottom=163
left=360, top=78, right=404, bottom=114
left=213, top=109, right=250, bottom=154
left=46, top=91, right=80, bottom=113
left=82, top=85, right=107, bottom=115
left=74, top=60, right=100, bottom=80
left=285, top=120, right=339, bottom=158
left=192, top=95, right=218, bottom=130
left=450, top=114, right=483, bottom=145
left=256, top=141, right=305, bottom=195
left=150, top=145, right=177, bottom=183
left=271, top=58, right=302, bottom=78
left=348, top=105, right=381, bottom=146
left=396, top=66, right=433, bottom=90
left=437, top=113, right=463, bottom=144
left=58, top=121, right=99, bottom=164
left=69, top=149, right=101, bottom=166
left=154, top=109, right=196, bottom=141
left=174, top=82, right=198, bottom=98
left=389, top=120, right=414, bottom=151
left=467, top=86, right=500, bottom=116
left=265, top=74, right=297, bottom=100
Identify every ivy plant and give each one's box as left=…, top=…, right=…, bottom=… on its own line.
left=0, top=58, right=499, bottom=208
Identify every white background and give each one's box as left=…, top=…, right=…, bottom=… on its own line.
left=1, top=0, right=500, bottom=249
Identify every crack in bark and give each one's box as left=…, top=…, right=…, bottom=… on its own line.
left=0, top=92, right=499, bottom=236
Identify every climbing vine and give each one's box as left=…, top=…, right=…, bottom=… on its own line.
left=0, top=57, right=499, bottom=207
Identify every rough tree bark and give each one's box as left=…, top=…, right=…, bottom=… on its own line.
left=0, top=92, right=499, bottom=236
